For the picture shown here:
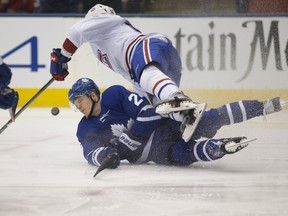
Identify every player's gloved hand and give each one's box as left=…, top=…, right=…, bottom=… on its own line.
left=93, top=148, right=120, bottom=177
left=50, top=48, right=70, bottom=81
left=118, top=131, right=143, bottom=151
left=0, top=61, right=12, bottom=88
left=0, top=87, right=19, bottom=110
left=90, top=146, right=120, bottom=169
left=106, top=149, right=120, bottom=169
left=101, top=147, right=120, bottom=169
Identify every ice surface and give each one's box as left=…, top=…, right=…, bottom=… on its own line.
left=0, top=108, right=288, bottom=216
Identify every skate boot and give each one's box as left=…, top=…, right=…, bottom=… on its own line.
left=180, top=102, right=207, bottom=142
left=220, top=137, right=256, bottom=154
left=155, top=93, right=207, bottom=142
left=155, top=93, right=201, bottom=115
left=263, top=97, right=288, bottom=115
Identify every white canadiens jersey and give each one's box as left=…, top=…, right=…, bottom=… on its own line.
left=67, top=14, right=149, bottom=85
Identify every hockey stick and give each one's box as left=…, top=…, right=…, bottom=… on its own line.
left=93, top=153, right=119, bottom=178
left=0, top=78, right=55, bottom=134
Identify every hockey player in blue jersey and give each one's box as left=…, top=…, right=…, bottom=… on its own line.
left=68, top=78, right=287, bottom=175
left=0, top=56, right=19, bottom=121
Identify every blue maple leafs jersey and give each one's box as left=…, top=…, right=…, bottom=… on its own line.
left=76, top=85, right=164, bottom=166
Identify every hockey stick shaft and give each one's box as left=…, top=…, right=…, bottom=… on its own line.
left=0, top=78, right=55, bottom=134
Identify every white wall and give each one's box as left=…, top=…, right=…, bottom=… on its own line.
left=1, top=16, right=288, bottom=90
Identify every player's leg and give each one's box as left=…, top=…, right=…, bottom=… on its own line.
left=194, top=98, right=287, bottom=139
left=139, top=64, right=200, bottom=111
left=138, top=39, right=200, bottom=114
left=218, top=98, right=287, bottom=125
left=263, top=97, right=287, bottom=115
left=131, top=37, right=206, bottom=142
left=169, top=137, right=252, bottom=166
left=140, top=65, right=206, bottom=142
left=131, top=37, right=199, bottom=113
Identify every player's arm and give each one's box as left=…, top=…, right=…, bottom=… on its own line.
left=84, top=145, right=120, bottom=169
left=78, top=133, right=120, bottom=168
left=76, top=118, right=120, bottom=168
left=49, top=18, right=94, bottom=81
left=49, top=20, right=80, bottom=81
left=0, top=57, right=19, bottom=116
left=121, top=87, right=163, bottom=140
left=105, top=86, right=163, bottom=150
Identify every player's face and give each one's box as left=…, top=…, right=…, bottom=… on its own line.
left=74, top=94, right=94, bottom=117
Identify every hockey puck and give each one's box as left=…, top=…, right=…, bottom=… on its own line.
left=51, top=107, right=60, bottom=116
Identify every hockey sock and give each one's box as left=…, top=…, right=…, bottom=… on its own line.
left=218, top=100, right=264, bottom=125
left=193, top=100, right=264, bottom=139
left=140, top=65, right=180, bottom=101
left=169, top=139, right=225, bottom=165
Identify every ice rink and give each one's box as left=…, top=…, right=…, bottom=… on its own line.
left=0, top=108, right=288, bottom=216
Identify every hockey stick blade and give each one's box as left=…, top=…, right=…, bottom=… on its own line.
left=93, top=153, right=118, bottom=178
left=8, top=91, right=19, bottom=122
left=8, top=108, right=16, bottom=122
left=0, top=78, right=55, bottom=134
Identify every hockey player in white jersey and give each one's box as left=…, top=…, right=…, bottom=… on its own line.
left=0, top=56, right=18, bottom=121
left=50, top=4, right=206, bottom=142
left=68, top=78, right=287, bottom=174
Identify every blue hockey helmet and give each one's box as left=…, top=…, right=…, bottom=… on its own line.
left=68, top=78, right=100, bottom=104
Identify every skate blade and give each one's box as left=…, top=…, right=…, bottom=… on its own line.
left=223, top=138, right=257, bottom=154
left=156, top=102, right=198, bottom=115
left=182, top=103, right=207, bottom=142
left=226, top=138, right=257, bottom=148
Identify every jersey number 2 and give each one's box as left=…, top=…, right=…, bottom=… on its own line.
left=128, top=93, right=143, bottom=106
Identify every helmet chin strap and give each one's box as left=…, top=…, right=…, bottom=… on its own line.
left=87, top=96, right=99, bottom=119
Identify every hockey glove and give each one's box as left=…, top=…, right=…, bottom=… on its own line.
left=94, top=147, right=120, bottom=169
left=0, top=87, right=19, bottom=110
left=118, top=131, right=143, bottom=151
left=50, top=48, right=70, bottom=81
left=94, top=150, right=120, bottom=177
left=0, top=61, right=12, bottom=88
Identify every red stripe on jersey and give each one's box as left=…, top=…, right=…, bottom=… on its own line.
left=98, top=50, right=103, bottom=62
left=152, top=78, right=170, bottom=95
left=63, top=38, right=78, bottom=54
left=143, top=39, right=151, bottom=64
left=125, top=34, right=145, bottom=73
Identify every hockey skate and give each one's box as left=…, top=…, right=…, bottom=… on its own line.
left=263, top=97, right=288, bottom=115
left=155, top=93, right=207, bottom=142
left=220, top=137, right=256, bottom=154
left=155, top=93, right=201, bottom=115
left=180, top=102, right=207, bottom=142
